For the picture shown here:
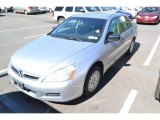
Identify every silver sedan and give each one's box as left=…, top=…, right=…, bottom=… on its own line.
left=8, top=13, right=137, bottom=102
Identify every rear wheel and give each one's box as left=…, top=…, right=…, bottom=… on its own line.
left=24, top=10, right=28, bottom=15
left=155, top=81, right=160, bottom=101
left=127, top=40, right=135, bottom=55
left=13, top=9, right=17, bottom=14
left=4, top=8, right=7, bottom=12
left=58, top=17, right=65, bottom=24
left=49, top=8, right=52, bottom=12
left=83, top=66, right=102, bottom=96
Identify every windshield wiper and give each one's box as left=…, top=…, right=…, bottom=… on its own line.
left=64, top=36, right=82, bottom=42
left=48, top=34, right=83, bottom=42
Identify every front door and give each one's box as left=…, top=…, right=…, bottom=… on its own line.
left=102, top=16, right=125, bottom=69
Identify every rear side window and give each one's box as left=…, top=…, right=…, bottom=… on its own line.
left=75, top=7, right=84, bottom=12
left=120, top=16, right=132, bottom=31
left=65, top=7, right=73, bottom=12
left=125, top=16, right=132, bottom=27
left=108, top=17, right=122, bottom=34
left=85, top=7, right=99, bottom=12
left=55, top=7, right=64, bottom=11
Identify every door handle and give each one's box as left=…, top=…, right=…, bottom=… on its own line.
left=128, top=30, right=134, bottom=35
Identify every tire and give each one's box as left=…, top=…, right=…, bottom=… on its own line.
left=127, top=40, right=135, bottom=55
left=83, top=66, right=102, bottom=96
left=49, top=8, right=52, bottom=12
left=58, top=17, right=65, bottom=24
left=156, top=18, right=159, bottom=25
left=13, top=9, right=17, bottom=14
left=155, top=71, right=160, bottom=101
left=155, top=81, right=160, bottom=101
left=24, top=10, right=28, bottom=15
left=4, top=8, right=7, bottom=13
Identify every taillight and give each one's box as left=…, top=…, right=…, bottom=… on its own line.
left=28, top=6, right=33, bottom=10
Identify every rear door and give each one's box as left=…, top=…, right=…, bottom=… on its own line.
left=119, top=16, right=134, bottom=53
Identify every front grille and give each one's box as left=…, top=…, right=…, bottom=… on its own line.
left=23, top=74, right=39, bottom=79
left=11, top=65, right=39, bottom=80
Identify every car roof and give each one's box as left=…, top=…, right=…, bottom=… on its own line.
left=71, top=12, right=123, bottom=19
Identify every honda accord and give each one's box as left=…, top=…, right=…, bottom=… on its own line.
left=8, top=13, right=137, bottom=102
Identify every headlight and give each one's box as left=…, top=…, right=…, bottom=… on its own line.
left=136, top=15, right=141, bottom=18
left=43, top=64, right=77, bottom=82
left=152, top=16, right=158, bottom=19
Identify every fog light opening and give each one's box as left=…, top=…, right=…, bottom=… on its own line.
left=46, top=93, right=60, bottom=97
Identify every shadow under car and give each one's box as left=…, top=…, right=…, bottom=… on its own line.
left=51, top=42, right=141, bottom=105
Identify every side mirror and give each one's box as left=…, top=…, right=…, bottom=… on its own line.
left=107, top=34, right=120, bottom=42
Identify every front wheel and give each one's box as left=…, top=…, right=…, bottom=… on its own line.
left=83, top=66, right=102, bottom=96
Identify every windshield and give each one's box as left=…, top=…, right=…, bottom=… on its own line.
left=142, top=7, right=159, bottom=13
left=49, top=17, right=106, bottom=43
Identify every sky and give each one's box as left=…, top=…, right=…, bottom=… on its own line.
left=0, top=0, right=160, bottom=7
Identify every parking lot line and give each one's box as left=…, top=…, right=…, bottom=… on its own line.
left=0, top=69, right=7, bottom=76
left=144, top=35, right=160, bottom=66
left=0, top=92, right=25, bottom=113
left=24, top=33, right=46, bottom=39
left=0, top=25, right=51, bottom=33
left=119, top=89, right=138, bottom=113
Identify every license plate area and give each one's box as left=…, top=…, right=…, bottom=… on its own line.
left=12, top=78, right=30, bottom=92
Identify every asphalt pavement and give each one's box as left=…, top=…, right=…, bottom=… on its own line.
left=0, top=12, right=160, bottom=113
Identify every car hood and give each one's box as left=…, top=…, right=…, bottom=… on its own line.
left=138, top=12, right=159, bottom=17
left=11, top=35, right=94, bottom=76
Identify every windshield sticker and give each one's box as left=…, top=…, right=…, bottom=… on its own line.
left=88, top=36, right=98, bottom=39
left=95, top=29, right=100, bottom=34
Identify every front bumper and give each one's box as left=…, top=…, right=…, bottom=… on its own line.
left=136, top=17, right=159, bottom=23
left=8, top=66, right=84, bottom=102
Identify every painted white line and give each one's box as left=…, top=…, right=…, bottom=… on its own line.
left=0, top=69, right=7, bottom=76
left=120, top=89, right=138, bottom=113
left=0, top=24, right=51, bottom=33
left=24, top=33, right=46, bottom=39
left=0, top=92, right=25, bottom=113
left=144, top=35, right=160, bottom=66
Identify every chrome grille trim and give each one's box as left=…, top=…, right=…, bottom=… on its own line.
left=11, top=65, right=39, bottom=80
